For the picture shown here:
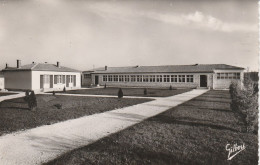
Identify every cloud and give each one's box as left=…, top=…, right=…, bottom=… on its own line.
left=87, top=3, right=257, bottom=33
left=181, top=11, right=257, bottom=32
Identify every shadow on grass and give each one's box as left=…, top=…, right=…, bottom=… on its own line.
left=149, top=115, right=240, bottom=133
left=28, top=134, right=94, bottom=153
left=180, top=105, right=233, bottom=113
left=191, top=99, right=231, bottom=104
left=1, top=106, right=29, bottom=110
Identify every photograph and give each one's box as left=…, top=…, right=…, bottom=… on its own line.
left=0, top=0, right=258, bottom=164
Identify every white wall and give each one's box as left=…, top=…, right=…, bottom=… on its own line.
left=4, top=71, right=32, bottom=90
left=31, top=71, right=81, bottom=90
left=213, top=69, right=244, bottom=89
left=0, top=77, right=4, bottom=89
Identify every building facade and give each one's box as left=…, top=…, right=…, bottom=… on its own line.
left=2, top=60, right=81, bottom=91
left=0, top=72, right=4, bottom=90
left=82, top=64, right=244, bottom=89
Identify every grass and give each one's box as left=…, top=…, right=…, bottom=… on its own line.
left=46, top=90, right=258, bottom=165
left=55, top=87, right=191, bottom=97
left=0, top=92, right=17, bottom=96
left=0, top=95, right=152, bottom=136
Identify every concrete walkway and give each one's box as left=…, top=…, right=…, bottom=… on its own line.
left=0, top=89, right=208, bottom=165
left=0, top=92, right=25, bottom=102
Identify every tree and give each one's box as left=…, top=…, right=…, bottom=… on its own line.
left=118, top=88, right=123, bottom=98
left=28, top=91, right=37, bottom=111
left=144, top=88, right=147, bottom=95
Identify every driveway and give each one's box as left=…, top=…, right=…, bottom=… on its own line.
left=0, top=89, right=208, bottom=165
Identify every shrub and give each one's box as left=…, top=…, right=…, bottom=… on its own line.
left=54, top=104, right=62, bottom=109
left=169, top=85, right=173, bottom=90
left=24, top=90, right=30, bottom=102
left=229, top=79, right=258, bottom=133
left=229, top=82, right=238, bottom=100
left=53, top=91, right=55, bottom=96
left=118, top=88, right=123, bottom=98
left=63, top=86, right=66, bottom=93
left=144, top=88, right=147, bottom=95
left=28, top=91, right=37, bottom=111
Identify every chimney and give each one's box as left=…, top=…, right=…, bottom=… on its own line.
left=17, top=60, right=21, bottom=68
left=5, top=63, right=8, bottom=68
left=57, top=61, right=60, bottom=67
left=105, top=66, right=107, bottom=70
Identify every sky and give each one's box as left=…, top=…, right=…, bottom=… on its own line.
left=0, top=0, right=258, bottom=71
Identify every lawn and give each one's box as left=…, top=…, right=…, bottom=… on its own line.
left=46, top=90, right=258, bottom=165
left=55, top=87, right=191, bottom=97
left=0, top=95, right=152, bottom=136
left=0, top=92, right=17, bottom=96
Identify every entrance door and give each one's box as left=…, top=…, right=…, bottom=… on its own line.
left=200, top=75, right=207, bottom=87
left=95, top=76, right=99, bottom=85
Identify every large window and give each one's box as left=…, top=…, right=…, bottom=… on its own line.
left=103, top=75, right=107, bottom=82
left=150, top=75, right=156, bottom=82
left=131, top=75, right=136, bottom=82
left=179, top=75, right=185, bottom=82
left=143, top=75, right=149, bottom=82
left=137, top=75, right=142, bottom=82
left=186, top=75, right=194, bottom=83
left=217, top=73, right=240, bottom=80
left=108, top=75, right=113, bottom=82
left=69, top=75, right=73, bottom=83
left=119, top=75, right=124, bottom=82
left=125, top=75, right=130, bottom=82
left=54, top=75, right=63, bottom=84
left=84, top=74, right=91, bottom=79
left=157, top=75, right=163, bottom=82
left=113, top=75, right=118, bottom=82
left=164, top=75, right=170, bottom=82
left=43, top=75, right=50, bottom=84
left=171, top=75, right=177, bottom=82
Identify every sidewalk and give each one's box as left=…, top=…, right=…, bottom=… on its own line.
left=0, top=89, right=208, bottom=165
left=0, top=92, right=25, bottom=103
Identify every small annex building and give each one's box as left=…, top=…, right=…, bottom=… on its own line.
left=2, top=60, right=81, bottom=91
left=82, top=64, right=244, bottom=89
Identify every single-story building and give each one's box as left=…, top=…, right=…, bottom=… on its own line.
left=82, top=64, right=244, bottom=89
left=2, top=60, right=81, bottom=91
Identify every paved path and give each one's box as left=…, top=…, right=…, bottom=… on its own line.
left=0, top=92, right=25, bottom=102
left=0, top=89, right=208, bottom=165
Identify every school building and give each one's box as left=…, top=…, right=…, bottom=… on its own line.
left=82, top=64, right=244, bottom=89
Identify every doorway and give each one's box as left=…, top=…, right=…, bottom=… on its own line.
left=95, top=76, right=99, bottom=85
left=200, top=75, right=207, bottom=87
